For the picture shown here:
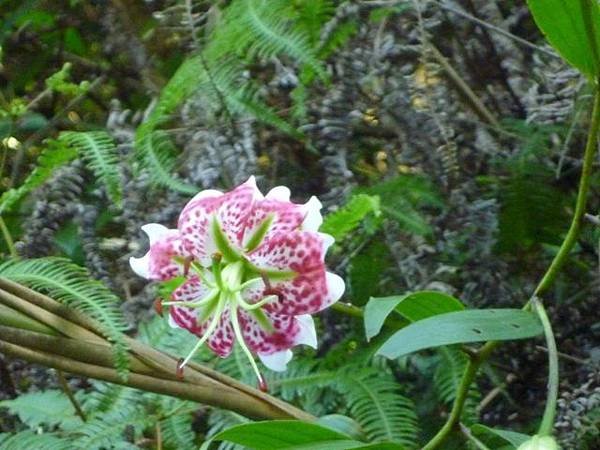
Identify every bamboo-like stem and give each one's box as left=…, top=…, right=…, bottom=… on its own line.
left=0, top=303, right=58, bottom=335
left=423, top=84, right=600, bottom=449
left=0, top=278, right=314, bottom=421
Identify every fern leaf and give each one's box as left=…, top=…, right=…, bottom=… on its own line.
left=321, top=194, right=381, bottom=241
left=59, top=131, right=122, bottom=206
left=0, top=140, right=77, bottom=214
left=0, top=258, right=130, bottom=378
left=71, top=407, right=151, bottom=450
left=160, top=414, right=196, bottom=450
left=337, top=369, right=419, bottom=448
left=0, top=431, right=74, bottom=450
left=0, top=390, right=79, bottom=429
left=135, top=131, right=198, bottom=194
left=206, top=410, right=249, bottom=450
left=219, top=0, right=325, bottom=78
left=434, top=347, right=480, bottom=425
left=294, top=0, right=335, bottom=46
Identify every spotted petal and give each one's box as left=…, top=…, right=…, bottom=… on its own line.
left=129, top=224, right=187, bottom=281
left=246, top=231, right=344, bottom=315
left=178, top=177, right=261, bottom=264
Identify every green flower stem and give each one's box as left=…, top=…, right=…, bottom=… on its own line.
left=534, top=84, right=600, bottom=297
left=423, top=84, right=600, bottom=449
left=532, top=298, right=559, bottom=436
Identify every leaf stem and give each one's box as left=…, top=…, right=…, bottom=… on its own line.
left=0, top=216, right=16, bottom=257
left=532, top=298, right=559, bottom=436
left=534, top=84, right=600, bottom=297
left=422, top=84, right=600, bottom=449
left=56, top=369, right=87, bottom=422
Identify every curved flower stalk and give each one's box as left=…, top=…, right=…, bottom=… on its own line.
left=130, top=177, right=344, bottom=389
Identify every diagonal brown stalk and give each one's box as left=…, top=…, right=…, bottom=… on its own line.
left=0, top=277, right=313, bottom=421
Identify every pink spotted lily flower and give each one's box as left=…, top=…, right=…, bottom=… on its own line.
left=130, top=177, right=344, bottom=388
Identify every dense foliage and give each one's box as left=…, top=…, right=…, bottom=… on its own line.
left=0, top=1, right=599, bottom=449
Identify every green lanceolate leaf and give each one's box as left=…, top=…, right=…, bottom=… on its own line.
left=364, top=291, right=464, bottom=340
left=527, top=0, right=600, bottom=79
left=471, top=424, right=530, bottom=448
left=376, top=309, right=543, bottom=359
left=203, top=420, right=380, bottom=450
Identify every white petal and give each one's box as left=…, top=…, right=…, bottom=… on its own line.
left=185, top=189, right=223, bottom=204
left=319, top=232, right=335, bottom=254
left=265, top=185, right=291, bottom=201
left=243, top=175, right=264, bottom=199
left=129, top=255, right=150, bottom=279
left=301, top=196, right=323, bottom=231
left=141, top=223, right=176, bottom=245
left=168, top=313, right=180, bottom=329
left=326, top=272, right=345, bottom=303
left=294, top=314, right=317, bottom=349
left=258, top=349, right=293, bottom=372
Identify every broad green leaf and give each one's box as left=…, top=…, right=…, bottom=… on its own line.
left=364, top=291, right=464, bottom=340
left=472, top=424, right=530, bottom=448
left=316, top=415, right=365, bottom=441
left=205, top=420, right=376, bottom=450
left=0, top=390, right=78, bottom=428
left=377, top=309, right=543, bottom=359
left=527, top=0, right=600, bottom=78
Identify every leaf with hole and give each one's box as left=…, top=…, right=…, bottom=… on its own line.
left=364, top=291, right=464, bottom=340
left=376, top=309, right=543, bottom=359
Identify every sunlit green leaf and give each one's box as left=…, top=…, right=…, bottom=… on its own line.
left=377, top=309, right=543, bottom=359
left=364, top=291, right=464, bottom=340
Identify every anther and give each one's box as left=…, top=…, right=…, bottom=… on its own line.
left=183, top=256, right=193, bottom=276
left=154, top=298, right=164, bottom=316
left=258, top=373, right=268, bottom=393
left=176, top=358, right=185, bottom=380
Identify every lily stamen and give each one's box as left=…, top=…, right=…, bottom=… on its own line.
left=237, top=294, right=278, bottom=311
left=177, top=295, right=226, bottom=376
left=229, top=300, right=265, bottom=390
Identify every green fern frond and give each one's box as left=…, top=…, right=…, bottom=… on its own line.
left=80, top=381, right=138, bottom=415
left=206, top=410, right=249, bottom=450
left=294, top=0, right=335, bottom=46
left=215, top=0, right=325, bottom=78
left=267, top=360, right=337, bottom=401
left=337, top=369, right=420, bottom=448
left=0, top=139, right=77, bottom=214
left=0, top=431, right=74, bottom=450
left=227, top=86, right=304, bottom=139
left=0, top=257, right=130, bottom=378
left=0, top=390, right=79, bottom=429
left=135, top=131, right=198, bottom=194
left=59, top=131, right=123, bottom=206
left=160, top=414, right=196, bottom=450
left=319, top=20, right=359, bottom=59
left=322, top=194, right=381, bottom=241
left=434, top=347, right=480, bottom=425
left=71, top=407, right=151, bottom=450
